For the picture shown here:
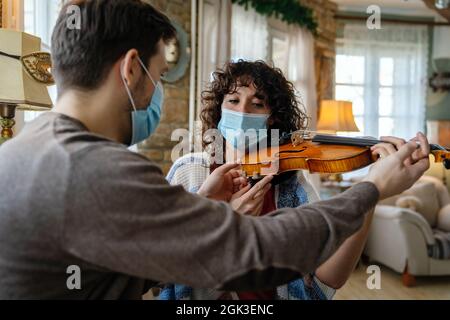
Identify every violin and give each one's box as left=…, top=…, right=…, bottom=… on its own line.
left=240, top=131, right=450, bottom=179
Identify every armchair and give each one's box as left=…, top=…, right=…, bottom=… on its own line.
left=364, top=175, right=450, bottom=286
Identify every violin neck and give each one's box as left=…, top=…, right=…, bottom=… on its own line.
left=312, top=134, right=445, bottom=152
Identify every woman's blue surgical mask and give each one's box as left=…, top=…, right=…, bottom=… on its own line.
left=218, top=108, right=270, bottom=150
left=121, top=57, right=164, bottom=146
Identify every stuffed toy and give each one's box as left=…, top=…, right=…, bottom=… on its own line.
left=395, top=195, right=423, bottom=213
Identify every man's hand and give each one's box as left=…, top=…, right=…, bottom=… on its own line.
left=197, top=163, right=248, bottom=202
left=363, top=132, right=430, bottom=200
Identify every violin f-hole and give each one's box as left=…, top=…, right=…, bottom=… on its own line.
left=277, top=147, right=308, bottom=155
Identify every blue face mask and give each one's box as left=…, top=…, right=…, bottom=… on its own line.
left=121, top=57, right=164, bottom=146
left=218, top=108, right=270, bottom=149
left=130, top=81, right=164, bottom=146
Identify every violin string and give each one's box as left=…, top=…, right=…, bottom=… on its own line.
left=286, top=130, right=448, bottom=153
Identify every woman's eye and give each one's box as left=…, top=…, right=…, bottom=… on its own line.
left=228, top=99, right=239, bottom=104
left=252, top=103, right=265, bottom=109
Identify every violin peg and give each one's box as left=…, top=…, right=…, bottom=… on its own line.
left=444, top=159, right=450, bottom=170
left=252, top=172, right=262, bottom=180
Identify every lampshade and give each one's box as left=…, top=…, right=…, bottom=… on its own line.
left=0, top=29, right=52, bottom=110
left=317, top=100, right=360, bottom=133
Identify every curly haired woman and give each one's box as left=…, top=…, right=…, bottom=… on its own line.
left=158, top=60, right=377, bottom=300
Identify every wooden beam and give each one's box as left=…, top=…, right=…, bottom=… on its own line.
left=423, top=0, right=450, bottom=22
left=335, top=15, right=450, bottom=26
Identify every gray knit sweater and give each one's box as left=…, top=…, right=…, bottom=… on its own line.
left=0, top=112, right=379, bottom=299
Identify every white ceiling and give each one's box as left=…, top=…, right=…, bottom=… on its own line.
left=331, top=0, right=440, bottom=18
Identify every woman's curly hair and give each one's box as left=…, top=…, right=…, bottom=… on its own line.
left=200, top=60, right=309, bottom=150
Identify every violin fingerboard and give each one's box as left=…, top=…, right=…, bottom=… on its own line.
left=312, top=135, right=380, bottom=147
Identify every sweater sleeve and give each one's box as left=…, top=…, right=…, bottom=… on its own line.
left=62, top=145, right=380, bottom=292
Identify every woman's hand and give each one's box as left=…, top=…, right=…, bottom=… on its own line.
left=230, top=175, right=273, bottom=216
left=197, top=163, right=247, bottom=202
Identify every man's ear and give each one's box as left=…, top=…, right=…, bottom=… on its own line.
left=120, top=49, right=140, bottom=87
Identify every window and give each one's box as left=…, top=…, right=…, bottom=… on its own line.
left=24, top=0, right=61, bottom=47
left=335, top=55, right=365, bottom=135
left=268, top=27, right=289, bottom=75
left=23, top=0, right=62, bottom=122
left=230, top=3, right=268, bottom=62
left=336, top=23, right=429, bottom=140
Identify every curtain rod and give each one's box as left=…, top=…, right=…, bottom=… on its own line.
left=335, top=15, right=450, bottom=26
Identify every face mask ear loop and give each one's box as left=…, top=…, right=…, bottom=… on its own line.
left=137, top=56, right=158, bottom=91
left=120, top=60, right=138, bottom=112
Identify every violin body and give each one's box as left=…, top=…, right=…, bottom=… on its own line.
left=242, top=140, right=376, bottom=178
left=240, top=133, right=450, bottom=178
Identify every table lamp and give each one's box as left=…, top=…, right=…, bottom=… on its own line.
left=317, top=100, right=360, bottom=134
left=318, top=100, right=360, bottom=182
left=0, top=29, right=54, bottom=145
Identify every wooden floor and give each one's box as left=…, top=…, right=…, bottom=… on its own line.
left=335, top=262, right=450, bottom=300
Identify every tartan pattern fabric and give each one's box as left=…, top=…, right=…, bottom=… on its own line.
left=428, top=229, right=450, bottom=260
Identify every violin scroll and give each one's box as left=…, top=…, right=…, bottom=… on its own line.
left=430, top=144, right=450, bottom=170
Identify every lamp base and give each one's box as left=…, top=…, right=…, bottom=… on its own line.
left=0, top=104, right=16, bottom=145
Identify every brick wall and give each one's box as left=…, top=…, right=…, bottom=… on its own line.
left=138, top=0, right=191, bottom=174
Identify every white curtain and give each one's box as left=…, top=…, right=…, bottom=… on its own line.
left=200, top=0, right=232, bottom=91
left=337, top=23, right=429, bottom=139
left=21, top=0, right=61, bottom=124
left=286, top=25, right=318, bottom=130
left=231, top=4, right=268, bottom=61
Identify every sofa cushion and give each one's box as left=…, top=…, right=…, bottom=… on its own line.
left=438, top=204, right=450, bottom=232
